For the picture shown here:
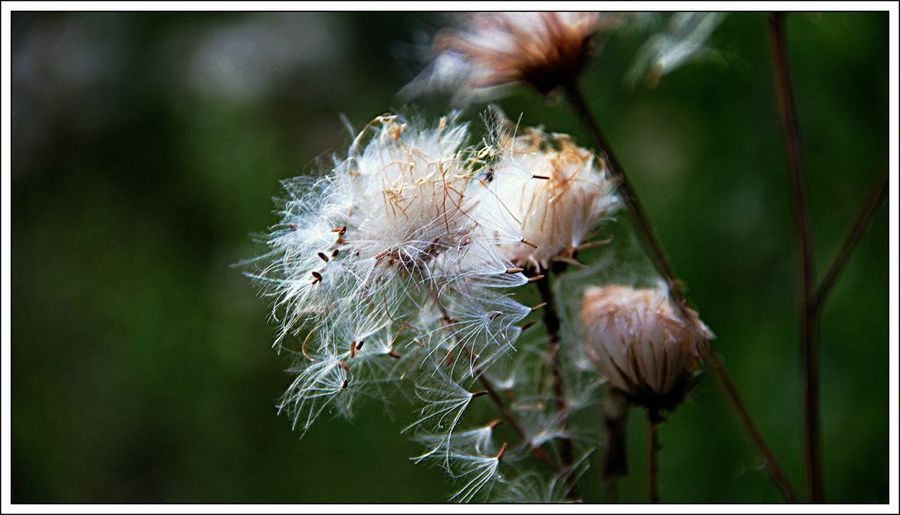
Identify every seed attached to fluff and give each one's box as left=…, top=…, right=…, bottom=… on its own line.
left=470, top=124, right=618, bottom=270
left=580, top=285, right=713, bottom=418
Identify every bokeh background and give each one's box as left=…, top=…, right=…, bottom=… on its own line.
left=11, top=11, right=889, bottom=503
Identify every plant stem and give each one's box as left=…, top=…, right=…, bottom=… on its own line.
left=563, top=82, right=689, bottom=317
left=533, top=270, right=578, bottom=496
left=815, top=169, right=888, bottom=308
left=768, top=12, right=822, bottom=502
left=647, top=415, right=660, bottom=503
left=562, top=81, right=799, bottom=502
left=703, top=348, right=799, bottom=502
left=601, top=393, right=629, bottom=502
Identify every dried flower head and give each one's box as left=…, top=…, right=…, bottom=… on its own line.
left=580, top=285, right=712, bottom=417
left=406, top=12, right=622, bottom=102
left=469, top=121, right=618, bottom=270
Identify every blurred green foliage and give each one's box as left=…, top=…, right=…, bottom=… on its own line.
left=11, top=12, right=888, bottom=503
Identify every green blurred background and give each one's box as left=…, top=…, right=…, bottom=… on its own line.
left=11, top=11, right=888, bottom=503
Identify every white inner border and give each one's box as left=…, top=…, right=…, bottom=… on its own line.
left=1, top=2, right=897, bottom=514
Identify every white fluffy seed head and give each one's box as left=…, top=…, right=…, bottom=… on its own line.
left=469, top=125, right=618, bottom=270
left=254, top=112, right=538, bottom=434
left=260, top=114, right=478, bottom=338
left=254, top=112, right=612, bottom=499
left=580, top=285, right=712, bottom=415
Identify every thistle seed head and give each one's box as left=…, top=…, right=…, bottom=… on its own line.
left=469, top=122, right=618, bottom=270
left=252, top=110, right=619, bottom=500
left=341, top=113, right=473, bottom=269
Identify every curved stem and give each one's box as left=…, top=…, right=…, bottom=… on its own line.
left=768, top=11, right=822, bottom=502
left=562, top=81, right=799, bottom=502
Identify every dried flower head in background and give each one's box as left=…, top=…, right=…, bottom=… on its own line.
left=405, top=12, right=622, bottom=103
left=580, top=285, right=713, bottom=418
left=469, top=117, right=618, bottom=270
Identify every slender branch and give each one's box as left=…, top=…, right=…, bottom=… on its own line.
left=563, top=82, right=689, bottom=317
left=815, top=169, right=888, bottom=308
left=768, top=11, right=822, bottom=502
left=647, top=415, right=660, bottom=503
left=601, top=393, right=629, bottom=502
left=703, top=348, right=799, bottom=502
left=428, top=287, right=562, bottom=474
left=533, top=271, right=577, bottom=490
left=562, top=81, right=799, bottom=502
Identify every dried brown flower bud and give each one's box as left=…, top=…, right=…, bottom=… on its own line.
left=408, top=12, right=622, bottom=102
left=581, top=285, right=713, bottom=417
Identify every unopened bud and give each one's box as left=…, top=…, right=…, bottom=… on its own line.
left=581, top=285, right=713, bottom=414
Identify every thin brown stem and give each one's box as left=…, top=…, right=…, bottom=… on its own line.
left=563, top=82, right=689, bottom=318
left=815, top=169, right=888, bottom=308
left=563, top=80, right=799, bottom=502
left=647, top=415, right=660, bottom=503
left=703, top=348, right=799, bottom=502
left=768, top=11, right=822, bottom=502
left=601, top=393, right=629, bottom=502
left=533, top=271, right=577, bottom=491
left=428, top=286, right=562, bottom=474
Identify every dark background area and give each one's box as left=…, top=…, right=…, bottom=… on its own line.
left=11, top=11, right=889, bottom=502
